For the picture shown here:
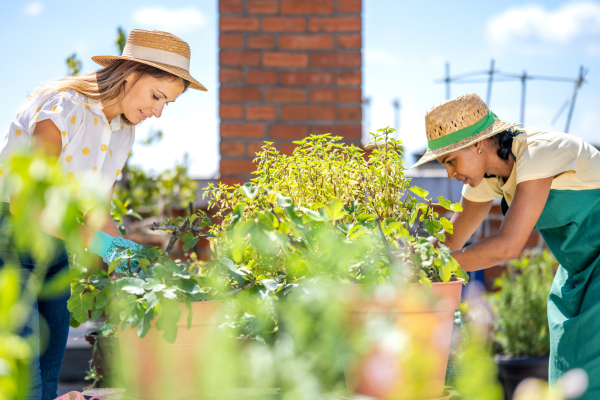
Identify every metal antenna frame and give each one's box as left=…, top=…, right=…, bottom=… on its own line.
left=436, top=60, right=587, bottom=131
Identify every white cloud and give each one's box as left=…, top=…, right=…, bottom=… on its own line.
left=132, top=7, right=207, bottom=32
left=23, top=2, right=43, bottom=16
left=487, top=1, right=600, bottom=55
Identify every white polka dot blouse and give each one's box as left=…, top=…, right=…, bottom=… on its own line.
left=0, top=89, right=135, bottom=200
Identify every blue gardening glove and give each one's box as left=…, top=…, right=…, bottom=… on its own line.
left=91, top=231, right=143, bottom=273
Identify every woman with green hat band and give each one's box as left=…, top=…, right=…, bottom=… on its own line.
left=418, top=93, right=600, bottom=397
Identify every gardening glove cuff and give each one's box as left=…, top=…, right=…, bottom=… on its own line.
left=90, top=230, right=114, bottom=259
left=91, top=232, right=143, bottom=273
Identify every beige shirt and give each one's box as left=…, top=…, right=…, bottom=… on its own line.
left=462, top=127, right=600, bottom=206
left=0, top=89, right=135, bottom=200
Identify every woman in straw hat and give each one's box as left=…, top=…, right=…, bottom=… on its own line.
left=0, top=29, right=205, bottom=400
left=419, top=93, right=600, bottom=397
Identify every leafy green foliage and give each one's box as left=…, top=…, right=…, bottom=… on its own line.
left=489, top=249, right=557, bottom=357
left=205, top=129, right=468, bottom=287
left=0, top=269, right=31, bottom=400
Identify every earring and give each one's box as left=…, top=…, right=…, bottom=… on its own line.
left=478, top=149, right=482, bottom=154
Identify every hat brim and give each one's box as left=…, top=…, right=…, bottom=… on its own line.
left=410, top=119, right=521, bottom=169
left=91, top=55, right=207, bottom=91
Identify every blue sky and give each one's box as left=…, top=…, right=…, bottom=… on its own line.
left=1, top=0, right=599, bottom=177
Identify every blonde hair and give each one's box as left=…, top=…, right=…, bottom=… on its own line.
left=29, top=60, right=190, bottom=125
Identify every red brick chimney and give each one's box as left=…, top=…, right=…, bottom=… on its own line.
left=219, top=0, right=363, bottom=185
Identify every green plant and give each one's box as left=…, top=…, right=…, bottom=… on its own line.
left=68, top=209, right=250, bottom=343
left=489, top=249, right=557, bottom=357
left=115, top=155, right=197, bottom=218
left=205, top=129, right=468, bottom=288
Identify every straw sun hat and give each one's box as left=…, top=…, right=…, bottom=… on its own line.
left=411, top=93, right=520, bottom=168
left=92, top=29, right=206, bottom=91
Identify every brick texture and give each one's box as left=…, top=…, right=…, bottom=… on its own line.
left=219, top=0, right=362, bottom=182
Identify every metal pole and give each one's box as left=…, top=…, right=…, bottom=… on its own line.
left=520, top=70, right=527, bottom=126
left=486, top=59, right=495, bottom=106
left=565, top=66, right=584, bottom=133
left=362, top=96, right=371, bottom=142
left=392, top=98, right=400, bottom=132
left=445, top=62, right=451, bottom=100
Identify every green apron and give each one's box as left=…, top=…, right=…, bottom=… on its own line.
left=502, top=188, right=600, bottom=398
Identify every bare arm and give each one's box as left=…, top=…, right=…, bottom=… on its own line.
left=430, top=197, right=493, bottom=250
left=84, top=183, right=122, bottom=238
left=451, top=177, right=553, bottom=271
left=11, top=120, right=118, bottom=248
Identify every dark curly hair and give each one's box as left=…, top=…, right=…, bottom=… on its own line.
left=483, top=128, right=519, bottom=178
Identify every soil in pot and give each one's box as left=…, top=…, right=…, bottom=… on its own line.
left=495, top=355, right=549, bottom=400
left=117, top=300, right=223, bottom=400
left=342, top=278, right=464, bottom=400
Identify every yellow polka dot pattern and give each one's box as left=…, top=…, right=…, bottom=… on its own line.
left=94, top=118, right=98, bottom=126
left=92, top=166, right=97, bottom=174
left=36, top=107, right=41, bottom=113
left=127, top=151, right=131, bottom=157
left=51, top=105, right=58, bottom=112
left=70, top=116, right=76, bottom=124
left=33, top=114, right=39, bottom=122
left=67, top=172, right=74, bottom=180
left=100, top=144, right=107, bottom=152
left=116, top=169, right=121, bottom=177
left=109, top=150, right=113, bottom=157
left=65, top=156, right=73, bottom=163
left=61, top=131, right=66, bottom=137
left=82, top=147, right=90, bottom=155
left=16, top=129, right=21, bottom=137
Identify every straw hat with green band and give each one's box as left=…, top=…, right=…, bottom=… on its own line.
left=411, top=93, right=521, bottom=168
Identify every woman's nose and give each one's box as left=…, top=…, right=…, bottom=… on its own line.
left=445, top=166, right=455, bottom=180
left=153, top=103, right=165, bottom=119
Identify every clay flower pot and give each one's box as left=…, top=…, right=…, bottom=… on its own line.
left=117, top=300, right=223, bottom=400
left=342, top=278, right=464, bottom=400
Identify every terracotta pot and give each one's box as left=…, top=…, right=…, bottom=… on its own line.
left=342, top=278, right=464, bottom=400
left=118, top=300, right=223, bottom=400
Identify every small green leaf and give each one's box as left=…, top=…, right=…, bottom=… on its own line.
left=298, top=206, right=329, bottom=221
left=324, top=198, right=347, bottom=221
left=117, top=278, right=145, bottom=295
left=185, top=297, right=193, bottom=330
left=440, top=217, right=454, bottom=234
left=220, top=257, right=236, bottom=271
left=418, top=270, right=432, bottom=289
left=138, top=308, right=155, bottom=338
left=153, top=265, right=172, bottom=283
left=67, top=291, right=94, bottom=324
left=108, top=257, right=121, bottom=274
left=241, top=183, right=258, bottom=198
left=144, top=290, right=159, bottom=310
left=91, top=308, right=103, bottom=321
left=276, top=194, right=293, bottom=208
left=410, top=187, right=429, bottom=199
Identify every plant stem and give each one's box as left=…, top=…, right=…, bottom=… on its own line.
left=223, top=278, right=257, bottom=297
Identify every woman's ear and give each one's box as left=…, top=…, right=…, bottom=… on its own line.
left=124, top=71, right=139, bottom=83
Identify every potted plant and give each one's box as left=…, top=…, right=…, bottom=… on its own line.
left=489, top=249, right=556, bottom=400
left=68, top=210, right=249, bottom=400
left=204, top=128, right=469, bottom=399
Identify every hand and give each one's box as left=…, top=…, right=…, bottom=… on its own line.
left=104, top=236, right=143, bottom=273
left=90, top=231, right=143, bottom=274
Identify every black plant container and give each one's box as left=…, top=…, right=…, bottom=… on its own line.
left=495, top=354, right=549, bottom=400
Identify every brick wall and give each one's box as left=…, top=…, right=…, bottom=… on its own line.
left=219, top=0, right=363, bottom=184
